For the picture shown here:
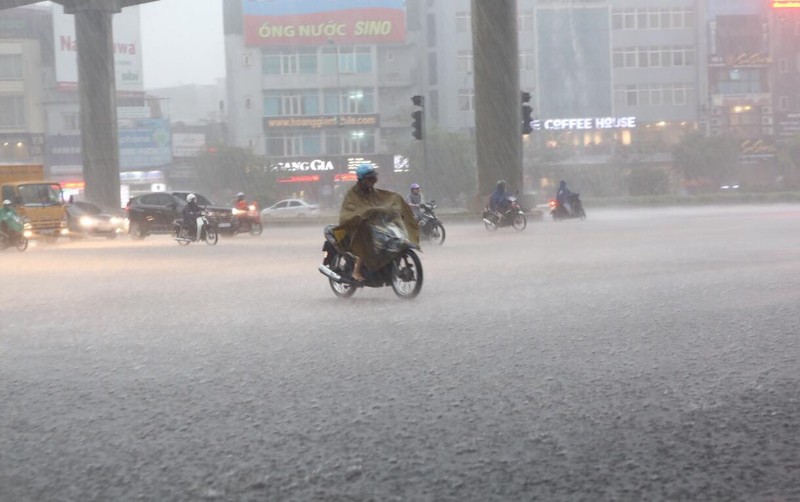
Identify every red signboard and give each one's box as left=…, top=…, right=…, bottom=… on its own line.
left=242, top=0, right=406, bottom=46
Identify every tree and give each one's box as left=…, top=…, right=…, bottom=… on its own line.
left=190, top=146, right=281, bottom=204
left=673, top=132, right=739, bottom=190
left=389, top=127, right=478, bottom=209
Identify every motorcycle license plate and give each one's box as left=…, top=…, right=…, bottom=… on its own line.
left=218, top=222, right=231, bottom=228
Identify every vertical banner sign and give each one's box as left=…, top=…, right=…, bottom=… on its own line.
left=52, top=4, right=143, bottom=94
left=242, top=0, right=406, bottom=46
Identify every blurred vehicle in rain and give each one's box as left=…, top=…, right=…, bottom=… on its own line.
left=0, top=165, right=68, bottom=242
left=66, top=200, right=125, bottom=239
left=260, top=199, right=320, bottom=219
left=125, top=191, right=234, bottom=240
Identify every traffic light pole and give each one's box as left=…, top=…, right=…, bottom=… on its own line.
left=411, top=95, right=427, bottom=172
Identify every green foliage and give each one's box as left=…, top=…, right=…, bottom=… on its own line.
left=189, top=146, right=281, bottom=205
left=390, top=126, right=478, bottom=208
left=673, top=132, right=739, bottom=187
left=626, top=167, right=670, bottom=196
left=775, top=134, right=800, bottom=189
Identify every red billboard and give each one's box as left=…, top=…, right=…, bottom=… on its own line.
left=242, top=0, right=406, bottom=46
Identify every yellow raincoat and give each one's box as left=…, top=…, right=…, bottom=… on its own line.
left=339, top=184, right=420, bottom=270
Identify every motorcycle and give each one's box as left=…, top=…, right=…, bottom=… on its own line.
left=0, top=214, right=28, bottom=252
left=418, top=200, right=445, bottom=245
left=173, top=211, right=219, bottom=246
left=232, top=203, right=263, bottom=236
left=318, top=212, right=423, bottom=299
left=482, top=194, right=527, bottom=232
left=550, top=193, right=586, bottom=221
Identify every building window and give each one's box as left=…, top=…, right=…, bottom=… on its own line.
left=63, top=112, right=79, bottom=131
left=263, top=91, right=319, bottom=117
left=458, top=51, right=473, bottom=73
left=458, top=89, right=474, bottom=111
left=0, top=96, right=25, bottom=128
left=456, top=11, right=470, bottom=33
left=518, top=10, right=533, bottom=31
left=0, top=54, right=23, bottom=80
left=520, top=51, right=534, bottom=71
left=262, top=48, right=319, bottom=75
left=626, top=85, right=638, bottom=106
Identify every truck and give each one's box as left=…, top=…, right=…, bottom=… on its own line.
left=0, top=164, right=68, bottom=241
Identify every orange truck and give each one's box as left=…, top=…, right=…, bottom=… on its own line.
left=0, top=164, right=68, bottom=241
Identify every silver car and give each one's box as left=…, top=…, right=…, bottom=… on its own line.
left=260, top=199, right=320, bottom=219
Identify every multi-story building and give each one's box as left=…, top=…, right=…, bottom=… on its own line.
left=223, top=0, right=799, bottom=197
left=222, top=0, right=417, bottom=201
left=0, top=5, right=48, bottom=168
left=0, top=4, right=178, bottom=202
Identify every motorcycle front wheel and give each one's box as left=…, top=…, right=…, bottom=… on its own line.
left=204, top=226, right=219, bottom=246
left=512, top=213, right=527, bottom=231
left=328, top=253, right=356, bottom=298
left=16, top=236, right=28, bottom=252
left=250, top=222, right=263, bottom=236
left=391, top=249, right=423, bottom=299
left=428, top=222, right=446, bottom=245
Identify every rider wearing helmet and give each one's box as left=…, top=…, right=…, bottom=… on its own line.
left=556, top=180, right=575, bottom=215
left=406, top=183, right=424, bottom=220
left=339, top=163, right=419, bottom=283
left=489, top=179, right=510, bottom=213
left=234, top=192, right=248, bottom=211
left=0, top=199, right=20, bottom=237
left=182, top=193, right=203, bottom=240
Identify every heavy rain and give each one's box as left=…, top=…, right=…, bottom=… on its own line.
left=1, top=1, right=799, bottom=501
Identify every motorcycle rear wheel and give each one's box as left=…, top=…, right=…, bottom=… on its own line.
left=250, top=222, right=263, bottom=236
left=205, top=226, right=219, bottom=245
left=16, top=236, right=28, bottom=252
left=512, top=213, right=527, bottom=231
left=428, top=222, right=446, bottom=245
left=391, top=249, right=423, bottom=299
left=328, top=253, right=356, bottom=298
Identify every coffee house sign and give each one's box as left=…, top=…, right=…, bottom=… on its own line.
left=531, top=116, right=637, bottom=132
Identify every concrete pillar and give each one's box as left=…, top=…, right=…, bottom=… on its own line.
left=69, top=2, right=122, bottom=210
left=471, top=0, right=522, bottom=196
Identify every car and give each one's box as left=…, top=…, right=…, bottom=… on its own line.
left=125, top=191, right=235, bottom=240
left=66, top=201, right=125, bottom=239
left=260, top=199, right=320, bottom=219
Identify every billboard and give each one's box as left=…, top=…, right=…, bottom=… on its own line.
left=119, top=119, right=172, bottom=169
left=52, top=4, right=143, bottom=94
left=242, top=0, right=406, bottom=46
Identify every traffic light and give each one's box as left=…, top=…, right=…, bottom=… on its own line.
left=411, top=110, right=423, bottom=140
left=411, top=95, right=424, bottom=140
left=521, top=91, right=533, bottom=134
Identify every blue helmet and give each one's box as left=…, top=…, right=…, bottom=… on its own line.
left=356, top=163, right=376, bottom=180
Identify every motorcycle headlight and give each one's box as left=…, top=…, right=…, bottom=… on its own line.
left=79, top=215, right=96, bottom=227
left=23, top=222, right=32, bottom=230
left=231, top=208, right=241, bottom=215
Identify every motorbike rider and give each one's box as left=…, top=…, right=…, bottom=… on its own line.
left=233, top=192, right=249, bottom=231
left=406, top=183, right=424, bottom=220
left=489, top=179, right=511, bottom=214
left=0, top=199, right=21, bottom=239
left=182, top=193, right=203, bottom=240
left=234, top=192, right=248, bottom=211
left=556, top=180, right=575, bottom=215
left=340, top=163, right=419, bottom=283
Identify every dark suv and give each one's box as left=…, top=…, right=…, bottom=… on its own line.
left=126, top=191, right=235, bottom=240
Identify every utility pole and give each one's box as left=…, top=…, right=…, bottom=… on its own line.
left=471, top=0, right=522, bottom=196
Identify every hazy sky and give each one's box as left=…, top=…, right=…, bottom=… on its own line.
left=139, top=0, right=226, bottom=89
